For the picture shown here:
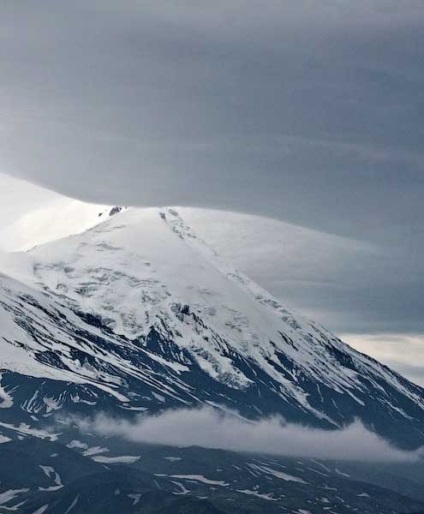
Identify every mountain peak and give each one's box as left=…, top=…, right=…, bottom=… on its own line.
left=0, top=207, right=422, bottom=449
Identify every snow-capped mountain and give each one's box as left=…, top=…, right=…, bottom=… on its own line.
left=0, top=206, right=423, bottom=450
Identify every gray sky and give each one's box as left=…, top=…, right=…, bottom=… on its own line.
left=0, top=1, right=423, bottom=238
left=0, top=2, right=423, bottom=377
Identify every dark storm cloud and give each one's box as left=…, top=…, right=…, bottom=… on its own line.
left=0, top=1, right=423, bottom=336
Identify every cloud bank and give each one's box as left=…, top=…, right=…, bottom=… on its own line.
left=78, top=407, right=421, bottom=462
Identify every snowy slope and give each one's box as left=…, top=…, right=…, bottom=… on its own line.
left=0, top=207, right=423, bottom=448
left=3, top=172, right=420, bottom=391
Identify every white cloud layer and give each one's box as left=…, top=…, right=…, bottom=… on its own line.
left=79, top=408, right=421, bottom=462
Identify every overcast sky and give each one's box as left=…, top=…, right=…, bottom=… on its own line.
left=0, top=2, right=422, bottom=380
left=0, top=1, right=423, bottom=238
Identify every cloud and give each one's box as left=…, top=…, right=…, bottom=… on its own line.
left=0, top=1, right=423, bottom=244
left=77, top=407, right=421, bottom=462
